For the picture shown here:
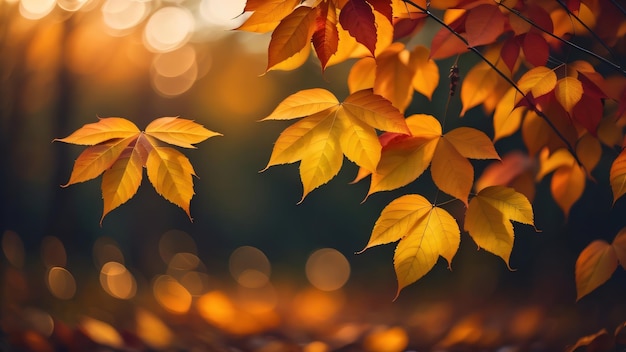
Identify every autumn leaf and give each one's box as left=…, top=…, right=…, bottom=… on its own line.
left=339, top=0, right=377, bottom=56
left=610, top=149, right=626, bottom=204
left=237, top=0, right=301, bottom=33
left=266, top=6, right=318, bottom=71
left=55, top=117, right=220, bottom=223
left=262, top=88, right=408, bottom=202
left=575, top=240, right=618, bottom=300
left=465, top=186, right=534, bottom=267
left=517, top=66, right=556, bottom=98
left=465, top=4, right=506, bottom=48
left=313, top=0, right=339, bottom=70
left=613, top=228, right=626, bottom=270
left=359, top=194, right=460, bottom=298
left=537, top=148, right=586, bottom=216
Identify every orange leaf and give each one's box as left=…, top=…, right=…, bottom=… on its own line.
left=465, top=186, right=534, bottom=267
left=465, top=4, right=506, bottom=47
left=55, top=117, right=140, bottom=145
left=576, top=133, right=601, bottom=176
left=262, top=88, right=340, bottom=120
left=555, top=76, right=583, bottom=115
left=144, top=116, right=222, bottom=149
left=146, top=146, right=197, bottom=220
left=237, top=0, right=301, bottom=33
left=101, top=142, right=144, bottom=224
left=493, top=87, right=524, bottom=142
left=430, top=15, right=468, bottom=59
left=610, top=149, right=626, bottom=204
left=551, top=163, right=586, bottom=217
left=348, top=57, right=376, bottom=93
left=444, top=127, right=499, bottom=160
left=267, top=6, right=318, bottom=71
left=409, top=45, right=439, bottom=100
left=460, top=61, right=501, bottom=116
left=613, top=228, right=626, bottom=270
left=475, top=151, right=535, bottom=193
left=575, top=240, right=618, bottom=300
left=62, top=137, right=135, bottom=187
left=431, top=138, right=473, bottom=206
left=339, top=0, right=377, bottom=56
left=372, top=43, right=414, bottom=112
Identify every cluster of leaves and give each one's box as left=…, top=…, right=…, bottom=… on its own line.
left=55, top=117, right=220, bottom=224
left=238, top=0, right=626, bottom=298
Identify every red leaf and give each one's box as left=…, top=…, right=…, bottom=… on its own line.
left=393, top=15, right=427, bottom=40
left=500, top=37, right=520, bottom=73
left=573, top=94, right=603, bottom=136
left=313, top=1, right=339, bottom=69
left=465, top=4, right=506, bottom=47
left=366, top=0, right=392, bottom=23
left=339, top=0, right=377, bottom=56
left=430, top=16, right=468, bottom=59
left=578, top=72, right=608, bottom=99
left=522, top=32, right=549, bottom=67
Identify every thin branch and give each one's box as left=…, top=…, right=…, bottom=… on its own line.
left=497, top=1, right=626, bottom=76
left=610, top=0, right=626, bottom=17
left=401, top=0, right=580, bottom=162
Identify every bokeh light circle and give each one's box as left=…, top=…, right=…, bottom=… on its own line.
left=102, top=0, right=149, bottom=32
left=144, top=6, right=194, bottom=52
left=305, top=248, right=350, bottom=291
left=46, top=267, right=76, bottom=300
left=229, top=246, right=271, bottom=288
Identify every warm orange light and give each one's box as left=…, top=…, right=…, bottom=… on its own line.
left=19, top=0, right=56, bottom=19
left=290, top=288, right=344, bottom=328
left=46, top=267, right=76, bottom=300
left=100, top=261, right=137, bottom=299
left=143, top=7, right=194, bottom=52
left=80, top=317, right=123, bottom=348
left=153, top=275, right=192, bottom=314
left=303, top=341, right=330, bottom=352
left=2, top=230, right=25, bottom=268
left=102, top=0, right=149, bottom=32
left=135, top=308, right=173, bottom=349
left=305, top=248, right=350, bottom=291
left=229, top=246, right=271, bottom=288
left=363, top=326, right=409, bottom=352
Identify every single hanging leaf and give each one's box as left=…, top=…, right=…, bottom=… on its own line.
left=460, top=61, right=501, bottom=116
left=145, top=117, right=222, bottom=148
left=465, top=4, right=506, bottom=48
left=431, top=138, right=474, bottom=206
left=263, top=88, right=340, bottom=120
left=612, top=228, right=626, bottom=270
left=573, top=94, right=603, bottom=136
left=312, top=0, right=339, bottom=70
left=576, top=133, right=602, bottom=176
left=394, top=206, right=460, bottom=298
left=101, top=142, right=144, bottom=224
left=339, top=0, right=377, bottom=56
left=610, top=149, right=626, bottom=204
left=146, top=145, right=197, bottom=220
left=267, top=6, right=318, bottom=71
left=492, top=87, right=525, bottom=142
left=522, top=32, right=549, bottom=67
left=367, top=0, right=392, bottom=23
left=55, top=117, right=140, bottom=145
left=372, top=43, right=414, bottom=112
left=465, top=186, right=534, bottom=267
left=555, top=76, right=583, bottom=115
left=575, top=240, right=618, bottom=300
left=444, top=127, right=499, bottom=160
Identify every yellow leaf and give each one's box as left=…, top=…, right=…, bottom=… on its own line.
left=55, top=117, right=140, bottom=145
left=575, top=240, right=618, bottom=300
left=262, top=88, right=340, bottom=121
left=536, top=148, right=576, bottom=181
left=338, top=108, right=381, bottom=172
left=146, top=146, right=197, bottom=220
left=409, top=45, right=439, bottom=100
left=612, top=228, right=626, bottom=270
left=341, top=89, right=409, bottom=134
left=145, top=116, right=222, bottom=149
left=266, top=42, right=312, bottom=72
left=493, top=87, right=524, bottom=142
left=63, top=137, right=135, bottom=186
left=431, top=138, right=473, bottom=206
left=555, top=76, right=583, bottom=115
left=361, top=194, right=432, bottom=250
left=465, top=186, right=534, bottom=267
left=237, top=0, right=301, bottom=33
left=517, top=66, right=556, bottom=98
left=444, top=127, right=499, bottom=160
left=348, top=57, right=376, bottom=93
left=101, top=142, right=144, bottom=224
left=610, top=149, right=626, bottom=204
left=394, top=206, right=460, bottom=298
left=373, top=42, right=414, bottom=112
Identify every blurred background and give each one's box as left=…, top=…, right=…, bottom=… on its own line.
left=1, top=1, right=626, bottom=350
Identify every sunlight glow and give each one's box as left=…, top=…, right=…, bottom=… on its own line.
left=80, top=317, right=123, bottom=348
left=151, top=45, right=199, bottom=97
left=102, top=0, right=149, bottom=33
left=153, top=275, right=192, bottom=314
left=19, top=0, right=56, bottom=20
left=135, top=308, right=173, bottom=349
left=199, top=0, right=246, bottom=29
left=144, top=6, right=194, bottom=52
left=305, top=248, right=350, bottom=291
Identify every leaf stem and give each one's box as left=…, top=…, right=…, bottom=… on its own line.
left=402, top=0, right=581, bottom=164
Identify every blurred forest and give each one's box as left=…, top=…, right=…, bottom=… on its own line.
left=2, top=1, right=626, bottom=350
